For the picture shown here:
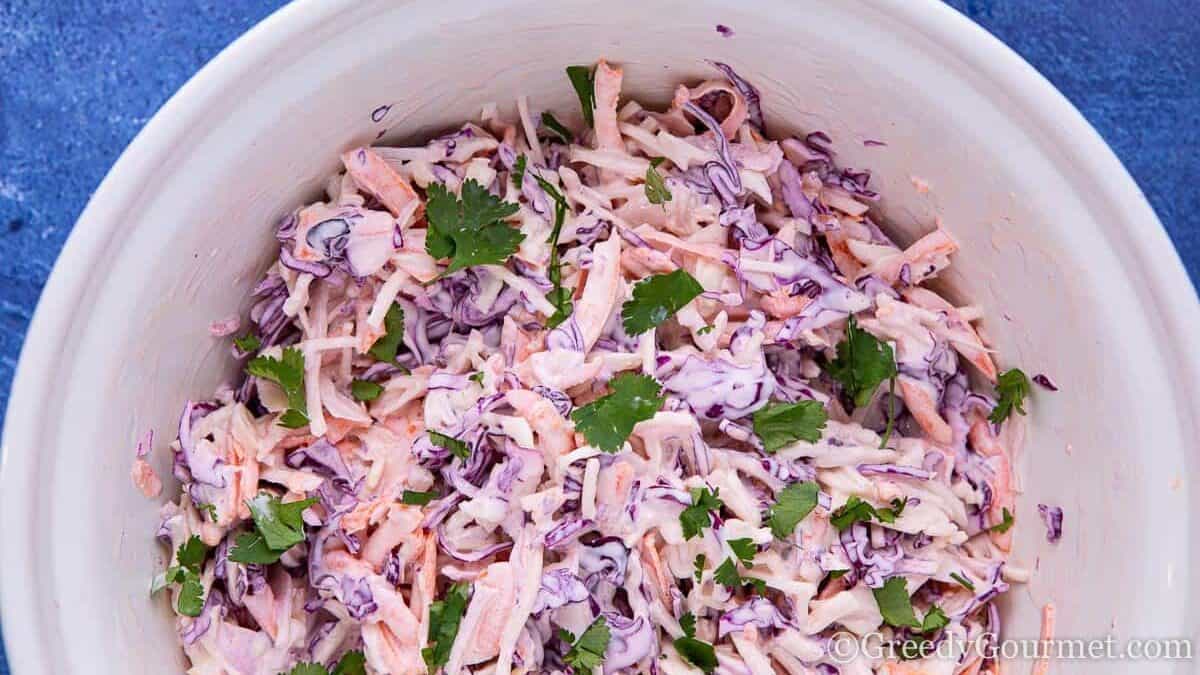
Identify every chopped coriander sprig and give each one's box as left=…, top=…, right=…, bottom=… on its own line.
left=367, top=303, right=405, bottom=362
left=645, top=158, right=672, bottom=206
left=153, top=535, right=210, bottom=617
left=824, top=315, right=897, bottom=446
left=422, top=583, right=470, bottom=671
left=562, top=615, right=611, bottom=671
left=621, top=269, right=704, bottom=335
left=283, top=651, right=366, bottom=675
left=429, top=431, right=471, bottom=460
left=425, top=179, right=523, bottom=276
left=228, top=493, right=317, bottom=564
left=246, top=347, right=308, bottom=428
left=767, top=481, right=819, bottom=539
left=532, top=173, right=573, bottom=328
left=570, top=373, right=664, bottom=452
left=679, top=487, right=723, bottom=540
left=752, top=400, right=828, bottom=452
left=830, top=496, right=907, bottom=532
left=989, top=368, right=1031, bottom=424
left=540, top=112, right=573, bottom=144
left=674, top=612, right=718, bottom=673
left=565, top=65, right=596, bottom=127
left=713, top=557, right=766, bottom=594
left=676, top=485, right=720, bottom=538
left=990, top=506, right=1014, bottom=533
left=350, top=379, right=383, bottom=402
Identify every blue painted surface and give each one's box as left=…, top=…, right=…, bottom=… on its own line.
left=0, top=1, right=1196, bottom=671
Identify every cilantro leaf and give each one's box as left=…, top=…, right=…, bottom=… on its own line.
left=198, top=502, right=218, bottom=521
left=713, top=557, right=766, bottom=594
left=565, top=65, right=596, bottom=127
left=176, top=535, right=209, bottom=572
left=350, top=379, right=383, bottom=402
left=227, top=531, right=282, bottom=564
left=532, top=174, right=574, bottom=328
left=422, top=583, right=471, bottom=671
left=563, top=615, right=611, bottom=671
left=233, top=333, right=260, bottom=353
left=429, top=431, right=471, bottom=460
left=872, top=576, right=921, bottom=629
left=713, top=558, right=741, bottom=589
left=679, top=487, right=723, bottom=540
left=697, top=324, right=714, bottom=336
left=367, top=302, right=406, bottom=363
left=949, top=572, right=976, bottom=591
left=727, top=538, right=757, bottom=567
left=176, top=571, right=205, bottom=617
left=825, top=315, right=897, bottom=407
left=558, top=628, right=576, bottom=645
left=285, top=665, right=328, bottom=675
left=332, top=650, right=367, bottom=675
left=621, top=269, right=705, bottom=335
left=401, top=489, right=439, bottom=506
left=245, top=493, right=317, bottom=551
left=247, top=347, right=308, bottom=428
left=920, top=605, right=949, bottom=633
left=874, top=498, right=908, bottom=524
left=160, top=537, right=210, bottom=617
left=645, top=163, right=672, bottom=205
left=830, top=496, right=879, bottom=532
left=989, top=368, right=1031, bottom=424
left=752, top=400, right=828, bottom=452
left=425, top=179, right=523, bottom=275
left=511, top=155, right=528, bottom=193
left=674, top=635, right=718, bottom=674
left=570, top=373, right=664, bottom=452
left=278, top=409, right=309, bottom=429
left=693, top=554, right=707, bottom=583
left=767, top=481, right=819, bottom=539
left=679, top=612, right=697, bottom=638
left=990, top=507, right=1015, bottom=534
left=540, top=112, right=574, bottom=144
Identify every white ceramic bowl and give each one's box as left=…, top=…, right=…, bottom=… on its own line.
left=3, top=0, right=1198, bottom=673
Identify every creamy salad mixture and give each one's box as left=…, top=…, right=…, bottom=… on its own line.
left=136, top=59, right=1058, bottom=675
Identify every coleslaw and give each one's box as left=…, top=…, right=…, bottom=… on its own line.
left=144, top=59, right=1032, bottom=675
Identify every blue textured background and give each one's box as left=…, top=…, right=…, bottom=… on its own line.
left=0, top=1, right=1197, bottom=671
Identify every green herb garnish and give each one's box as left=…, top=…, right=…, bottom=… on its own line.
left=228, top=494, right=317, bottom=564
left=621, top=269, right=704, bottom=335
left=644, top=161, right=672, bottom=205
left=429, top=431, right=471, bottom=460
left=752, top=400, right=828, bottom=452
left=679, top=487, right=723, bottom=540
left=233, top=333, right=260, bottom=353
left=532, top=174, right=573, bottom=328
left=540, top=112, right=574, bottom=144
left=422, top=583, right=471, bottom=671
left=425, top=179, right=523, bottom=276
left=565, top=65, right=596, bottom=127
left=570, top=373, right=664, bottom=452
left=767, top=481, right=820, bottom=539
left=246, top=347, right=308, bottom=428
left=674, top=612, right=718, bottom=673
left=989, top=368, right=1031, bottom=424
left=401, top=489, right=439, bottom=506
left=563, top=615, right=611, bottom=671
left=990, top=507, right=1015, bottom=534
left=350, top=379, right=383, bottom=402
left=367, top=303, right=406, bottom=362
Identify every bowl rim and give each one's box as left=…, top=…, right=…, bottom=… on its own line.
left=3, top=0, right=1198, bottom=671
